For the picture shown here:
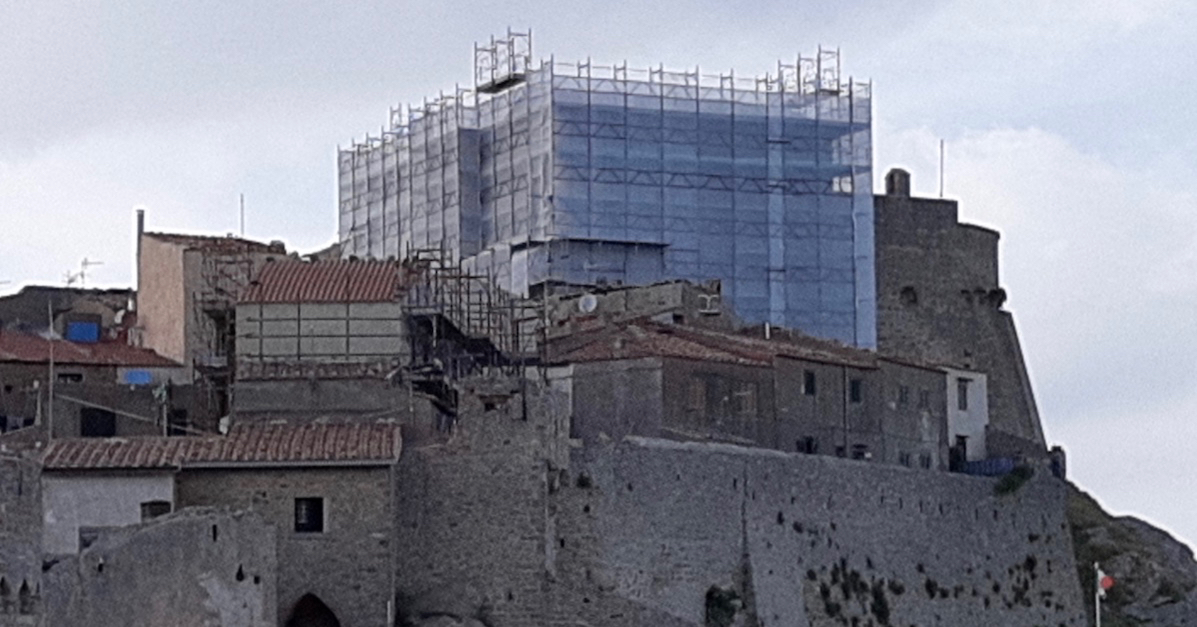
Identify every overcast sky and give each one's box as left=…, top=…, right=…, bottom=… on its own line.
left=3, top=1, right=1196, bottom=547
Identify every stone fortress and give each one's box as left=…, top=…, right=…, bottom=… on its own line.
left=0, top=33, right=1088, bottom=627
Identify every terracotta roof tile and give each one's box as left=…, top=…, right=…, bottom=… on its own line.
left=0, top=332, right=180, bottom=368
left=42, top=422, right=401, bottom=470
left=240, top=261, right=408, bottom=304
left=549, top=321, right=880, bottom=369
left=144, top=232, right=285, bottom=254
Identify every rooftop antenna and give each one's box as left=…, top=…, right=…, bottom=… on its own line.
left=239, top=193, right=245, bottom=237
left=939, top=139, right=945, bottom=198
left=79, top=258, right=103, bottom=288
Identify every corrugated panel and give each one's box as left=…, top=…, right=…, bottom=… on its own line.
left=43, top=423, right=401, bottom=470
left=240, top=261, right=405, bottom=304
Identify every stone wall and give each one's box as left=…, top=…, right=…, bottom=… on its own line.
left=0, top=455, right=42, bottom=626
left=557, top=438, right=1086, bottom=626
left=392, top=376, right=571, bottom=625
left=43, top=508, right=275, bottom=627
left=175, top=466, right=395, bottom=627
left=874, top=178, right=1045, bottom=446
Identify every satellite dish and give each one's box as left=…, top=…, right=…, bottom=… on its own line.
left=578, top=293, right=598, bottom=314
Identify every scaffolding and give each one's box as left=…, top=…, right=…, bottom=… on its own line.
left=338, top=32, right=875, bottom=348
left=402, top=248, right=539, bottom=379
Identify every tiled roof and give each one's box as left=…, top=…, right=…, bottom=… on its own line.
left=0, top=332, right=180, bottom=368
left=143, top=232, right=286, bottom=254
left=240, top=261, right=407, bottom=304
left=549, top=321, right=880, bottom=369
left=42, top=422, right=402, bottom=470
left=550, top=324, right=770, bottom=367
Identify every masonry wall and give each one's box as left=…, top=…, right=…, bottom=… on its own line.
left=392, top=378, right=571, bottom=625
left=43, top=508, right=276, bottom=627
left=175, top=466, right=395, bottom=627
left=0, top=455, right=42, bottom=626
left=232, top=378, right=442, bottom=441
left=875, top=189, right=1045, bottom=447
left=556, top=438, right=1086, bottom=626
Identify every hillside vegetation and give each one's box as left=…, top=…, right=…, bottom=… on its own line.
left=1068, top=484, right=1197, bottom=625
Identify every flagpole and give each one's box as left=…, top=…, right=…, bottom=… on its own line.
left=1094, top=562, right=1101, bottom=627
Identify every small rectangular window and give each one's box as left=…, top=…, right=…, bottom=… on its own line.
left=899, top=452, right=912, bottom=467
left=849, top=379, right=863, bottom=403
left=140, top=500, right=172, bottom=521
left=80, top=408, right=116, bottom=438
left=918, top=389, right=930, bottom=409
left=803, top=370, right=816, bottom=396
left=898, top=385, right=910, bottom=407
left=797, top=437, right=818, bottom=455
left=919, top=453, right=933, bottom=469
left=56, top=372, right=84, bottom=384
left=687, top=378, right=706, bottom=411
left=851, top=444, right=869, bottom=460
left=957, top=378, right=970, bottom=411
left=734, top=381, right=757, bottom=416
left=294, top=497, right=325, bottom=533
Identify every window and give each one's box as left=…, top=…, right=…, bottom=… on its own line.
left=686, top=378, right=706, bottom=411
left=957, top=378, right=970, bottom=411
left=834, top=445, right=846, bottom=458
left=803, top=370, right=816, bottom=396
left=294, top=497, right=324, bottom=533
left=167, top=409, right=189, bottom=436
left=898, top=385, right=910, bottom=407
left=734, top=381, right=757, bottom=416
left=56, top=372, right=83, bottom=384
left=80, top=408, right=116, bottom=438
left=849, top=379, right=863, bottom=403
left=899, top=452, right=912, bottom=467
left=918, top=389, right=930, bottom=409
left=797, top=437, right=818, bottom=455
left=140, top=500, right=172, bottom=521
left=851, top=444, right=869, bottom=460
left=919, top=453, right=933, bottom=469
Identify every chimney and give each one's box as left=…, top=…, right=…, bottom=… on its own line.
left=885, top=169, right=911, bottom=197
left=134, top=209, right=145, bottom=310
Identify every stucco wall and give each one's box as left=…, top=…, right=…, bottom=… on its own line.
left=945, top=368, right=989, bottom=461
left=42, top=472, right=174, bottom=555
left=43, top=508, right=275, bottom=627
left=175, top=466, right=395, bottom=627
left=558, top=438, right=1086, bottom=626
left=137, top=236, right=187, bottom=366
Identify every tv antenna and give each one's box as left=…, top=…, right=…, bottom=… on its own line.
left=63, top=258, right=104, bottom=288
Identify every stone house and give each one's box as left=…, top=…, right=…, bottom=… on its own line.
left=39, top=421, right=401, bottom=626
left=547, top=321, right=950, bottom=469
left=0, top=331, right=185, bottom=437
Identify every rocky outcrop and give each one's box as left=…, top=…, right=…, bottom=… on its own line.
left=1068, top=484, right=1197, bottom=625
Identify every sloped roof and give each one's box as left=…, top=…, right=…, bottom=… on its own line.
left=0, top=332, right=180, bottom=368
left=551, top=323, right=770, bottom=367
left=42, top=422, right=402, bottom=471
left=549, top=321, right=880, bottom=369
left=143, top=232, right=285, bottom=254
left=240, top=261, right=406, bottom=304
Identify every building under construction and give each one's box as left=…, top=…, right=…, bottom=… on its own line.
left=338, top=31, right=876, bottom=347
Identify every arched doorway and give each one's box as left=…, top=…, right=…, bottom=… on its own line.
left=285, top=593, right=341, bottom=627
